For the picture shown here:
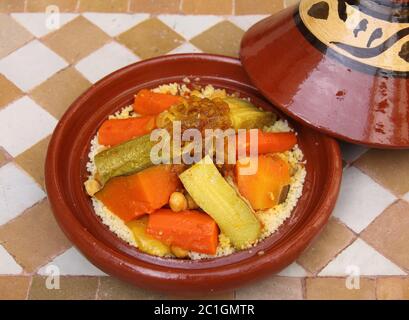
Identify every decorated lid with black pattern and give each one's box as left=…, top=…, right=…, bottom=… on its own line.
left=240, top=0, right=409, bottom=148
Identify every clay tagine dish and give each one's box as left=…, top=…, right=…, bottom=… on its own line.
left=45, top=54, right=342, bottom=293
left=241, top=0, right=409, bottom=148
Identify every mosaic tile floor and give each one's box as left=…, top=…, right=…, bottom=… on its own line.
left=0, top=0, right=408, bottom=300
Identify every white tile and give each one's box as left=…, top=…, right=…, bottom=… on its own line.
left=277, top=262, right=308, bottom=277
left=11, top=13, right=78, bottom=38
left=83, top=13, right=149, bottom=37
left=0, top=163, right=45, bottom=226
left=339, top=141, right=368, bottom=163
left=0, top=40, right=67, bottom=91
left=0, top=96, right=57, bottom=156
left=319, top=238, right=406, bottom=276
left=167, top=42, right=202, bottom=54
left=38, top=247, right=107, bottom=276
left=332, top=166, right=396, bottom=233
left=75, top=41, right=139, bottom=83
left=228, top=15, right=269, bottom=31
left=0, top=245, right=23, bottom=274
left=158, top=15, right=223, bottom=40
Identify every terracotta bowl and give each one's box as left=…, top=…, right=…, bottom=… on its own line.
left=45, top=54, right=342, bottom=293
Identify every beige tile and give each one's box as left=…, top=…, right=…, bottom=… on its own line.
left=306, top=277, right=376, bottom=300
left=297, top=218, right=356, bottom=274
left=42, top=16, right=110, bottom=63
left=361, top=200, right=409, bottom=271
left=0, top=74, right=23, bottom=108
left=97, top=277, right=166, bottom=300
left=190, top=21, right=244, bottom=57
left=117, top=18, right=184, bottom=59
left=0, top=199, right=71, bottom=273
left=130, top=0, right=180, bottom=13
left=0, top=276, right=31, bottom=299
left=30, top=67, right=91, bottom=119
left=26, top=0, right=78, bottom=12
left=377, top=277, right=409, bottom=300
left=235, top=276, right=303, bottom=300
left=0, top=0, right=25, bottom=12
left=235, top=0, right=284, bottom=14
left=79, top=0, right=129, bottom=12
left=15, top=136, right=51, bottom=189
left=0, top=147, right=11, bottom=167
left=284, top=0, right=300, bottom=7
left=0, top=14, right=33, bottom=59
left=29, top=276, right=98, bottom=300
left=183, top=0, right=232, bottom=14
left=354, top=149, right=409, bottom=196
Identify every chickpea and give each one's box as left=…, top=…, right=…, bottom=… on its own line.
left=84, top=178, right=101, bottom=196
left=169, top=192, right=187, bottom=212
left=171, top=245, right=189, bottom=258
left=185, top=193, right=199, bottom=209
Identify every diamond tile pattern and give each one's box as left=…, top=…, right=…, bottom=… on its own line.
left=190, top=21, right=244, bottom=57
left=11, top=13, right=78, bottom=38
left=332, top=166, right=396, bottom=233
left=0, top=40, right=67, bottom=91
left=0, top=96, right=57, bottom=156
left=0, top=162, right=45, bottom=226
left=75, top=41, right=139, bottom=83
left=0, top=14, right=33, bottom=59
left=42, top=16, right=110, bottom=63
left=0, top=2, right=408, bottom=299
left=117, top=17, right=184, bottom=59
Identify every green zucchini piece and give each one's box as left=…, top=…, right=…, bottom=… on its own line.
left=94, top=134, right=156, bottom=185
left=179, top=155, right=261, bottom=249
left=224, top=97, right=276, bottom=130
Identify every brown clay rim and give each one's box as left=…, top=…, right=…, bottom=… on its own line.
left=45, top=54, right=342, bottom=293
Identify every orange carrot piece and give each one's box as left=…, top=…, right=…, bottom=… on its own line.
left=95, top=165, right=181, bottom=222
left=235, top=155, right=291, bottom=210
left=146, top=209, right=219, bottom=255
left=237, top=131, right=297, bottom=156
left=98, top=116, right=156, bottom=146
left=133, top=89, right=182, bottom=115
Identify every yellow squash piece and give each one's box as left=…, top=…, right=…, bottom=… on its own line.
left=179, top=155, right=261, bottom=249
left=224, top=97, right=276, bottom=130
left=127, top=216, right=171, bottom=257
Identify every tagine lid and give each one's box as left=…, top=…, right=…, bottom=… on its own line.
left=240, top=0, right=409, bottom=148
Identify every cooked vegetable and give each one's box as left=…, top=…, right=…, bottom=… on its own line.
left=156, top=96, right=232, bottom=134
left=134, top=89, right=182, bottom=115
left=95, top=165, right=180, bottom=222
left=235, top=155, right=291, bottom=210
left=171, top=245, right=189, bottom=258
left=179, top=156, right=261, bottom=249
left=185, top=193, right=198, bottom=209
left=98, top=116, right=156, bottom=147
left=84, top=178, right=101, bottom=196
left=169, top=191, right=188, bottom=212
left=147, top=209, right=218, bottom=255
left=238, top=131, right=297, bottom=156
left=94, top=134, right=156, bottom=185
left=127, top=216, right=171, bottom=257
left=224, top=97, right=276, bottom=130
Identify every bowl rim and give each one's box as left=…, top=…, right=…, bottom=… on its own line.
left=45, top=53, right=342, bottom=292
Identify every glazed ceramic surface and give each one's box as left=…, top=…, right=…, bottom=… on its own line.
left=45, top=54, right=342, bottom=293
left=241, top=0, right=409, bottom=148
